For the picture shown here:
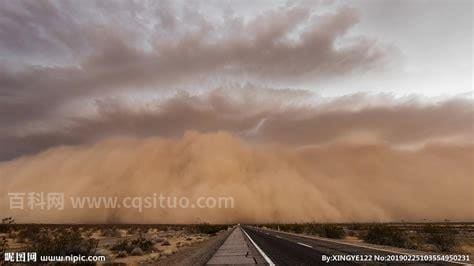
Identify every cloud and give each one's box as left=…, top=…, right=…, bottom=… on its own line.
left=0, top=0, right=471, bottom=224
left=1, top=131, right=472, bottom=223
left=1, top=86, right=472, bottom=161
left=0, top=0, right=391, bottom=134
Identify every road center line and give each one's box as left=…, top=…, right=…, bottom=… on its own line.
left=297, top=242, right=313, bottom=248
left=242, top=228, right=275, bottom=266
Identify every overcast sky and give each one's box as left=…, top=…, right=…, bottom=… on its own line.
left=1, top=0, right=473, bottom=223
left=0, top=0, right=472, bottom=161
left=203, top=0, right=473, bottom=96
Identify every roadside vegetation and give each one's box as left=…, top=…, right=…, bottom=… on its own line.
left=0, top=220, right=229, bottom=263
left=110, top=233, right=155, bottom=255
left=260, top=223, right=346, bottom=239
left=186, top=223, right=229, bottom=235
left=0, top=217, right=14, bottom=260
left=363, top=224, right=413, bottom=248
left=422, top=224, right=459, bottom=252
left=1, top=218, right=470, bottom=263
left=28, top=227, right=99, bottom=256
left=257, top=222, right=471, bottom=253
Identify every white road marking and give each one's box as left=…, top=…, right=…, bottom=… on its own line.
left=257, top=227, right=468, bottom=266
left=297, top=242, right=313, bottom=248
left=242, top=228, right=275, bottom=266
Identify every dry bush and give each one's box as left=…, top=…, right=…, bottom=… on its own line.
left=101, top=227, right=122, bottom=237
left=261, top=223, right=346, bottom=239
left=187, top=223, right=228, bottom=235
left=423, top=224, right=458, bottom=252
left=0, top=217, right=14, bottom=234
left=305, top=224, right=346, bottom=239
left=17, top=225, right=41, bottom=243
left=28, top=227, right=98, bottom=256
left=0, top=217, right=14, bottom=260
left=0, top=236, right=7, bottom=262
left=111, top=234, right=154, bottom=255
left=363, top=224, right=412, bottom=248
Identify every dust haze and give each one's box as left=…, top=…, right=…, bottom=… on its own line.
left=1, top=131, right=472, bottom=224
left=0, top=0, right=472, bottom=224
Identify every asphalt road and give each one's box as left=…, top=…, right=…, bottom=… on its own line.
left=241, top=226, right=457, bottom=266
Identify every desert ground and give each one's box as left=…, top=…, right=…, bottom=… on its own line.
left=1, top=218, right=472, bottom=265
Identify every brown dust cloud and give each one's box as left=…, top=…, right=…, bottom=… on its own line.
left=0, top=1, right=472, bottom=224
left=1, top=129, right=472, bottom=224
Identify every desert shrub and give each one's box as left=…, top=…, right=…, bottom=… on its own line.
left=111, top=235, right=154, bottom=254
left=17, top=225, right=41, bottom=242
left=136, top=237, right=154, bottom=252
left=0, top=236, right=7, bottom=262
left=28, top=228, right=98, bottom=256
left=0, top=217, right=14, bottom=258
left=83, top=229, right=94, bottom=238
left=295, top=224, right=306, bottom=234
left=289, top=224, right=305, bottom=234
left=423, top=225, right=458, bottom=252
left=111, top=239, right=133, bottom=253
left=301, top=223, right=319, bottom=235
left=187, top=224, right=228, bottom=235
left=101, top=227, right=122, bottom=237
left=130, top=247, right=144, bottom=256
left=294, top=224, right=346, bottom=239
left=347, top=223, right=369, bottom=231
left=272, top=223, right=304, bottom=234
left=363, top=224, right=410, bottom=248
left=127, top=226, right=143, bottom=235
left=347, top=230, right=360, bottom=237
left=8, top=231, right=17, bottom=239
left=320, top=224, right=346, bottom=239
left=0, top=217, right=14, bottom=233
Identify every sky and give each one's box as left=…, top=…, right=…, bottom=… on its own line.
left=0, top=0, right=473, bottom=223
left=0, top=0, right=472, bottom=161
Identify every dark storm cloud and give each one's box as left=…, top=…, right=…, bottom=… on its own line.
left=0, top=0, right=390, bottom=137
left=0, top=0, right=471, bottom=224
left=1, top=87, right=472, bottom=161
